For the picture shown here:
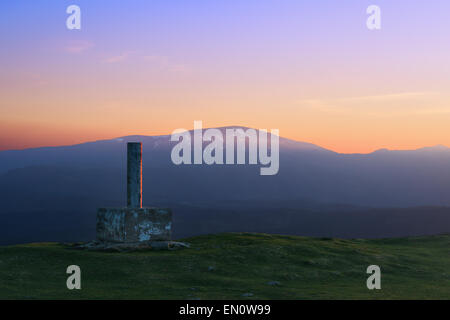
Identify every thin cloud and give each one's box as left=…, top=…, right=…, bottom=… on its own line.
left=298, top=92, right=435, bottom=106
left=100, top=52, right=189, bottom=72
left=102, top=51, right=135, bottom=64
left=296, top=92, right=447, bottom=116
left=64, top=40, right=94, bottom=54
left=143, top=55, right=190, bottom=73
left=338, top=92, right=436, bottom=103
left=143, top=55, right=169, bottom=65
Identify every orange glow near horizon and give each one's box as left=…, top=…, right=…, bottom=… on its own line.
left=1, top=69, right=450, bottom=153
left=2, top=61, right=450, bottom=154
left=2, top=103, right=450, bottom=154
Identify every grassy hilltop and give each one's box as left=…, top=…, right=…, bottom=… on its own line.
left=0, top=233, right=449, bottom=299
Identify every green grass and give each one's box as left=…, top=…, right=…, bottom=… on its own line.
left=0, top=233, right=449, bottom=299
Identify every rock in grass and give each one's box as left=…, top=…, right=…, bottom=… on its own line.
left=67, top=241, right=190, bottom=252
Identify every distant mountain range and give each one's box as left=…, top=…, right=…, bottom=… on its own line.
left=0, top=127, right=449, bottom=244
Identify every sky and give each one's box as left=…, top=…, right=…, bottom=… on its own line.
left=0, top=0, right=449, bottom=153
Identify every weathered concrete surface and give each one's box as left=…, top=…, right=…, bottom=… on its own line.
left=97, top=207, right=172, bottom=242
left=127, top=142, right=142, bottom=208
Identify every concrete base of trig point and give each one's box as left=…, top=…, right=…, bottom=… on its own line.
left=96, top=207, right=172, bottom=243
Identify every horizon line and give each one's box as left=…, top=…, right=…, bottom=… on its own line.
left=0, top=125, right=448, bottom=155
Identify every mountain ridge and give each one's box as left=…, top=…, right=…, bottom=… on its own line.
left=1, top=126, right=448, bottom=155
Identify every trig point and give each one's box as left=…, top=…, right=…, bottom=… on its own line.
left=96, top=142, right=172, bottom=243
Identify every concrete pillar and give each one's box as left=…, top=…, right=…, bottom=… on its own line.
left=127, top=142, right=142, bottom=208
